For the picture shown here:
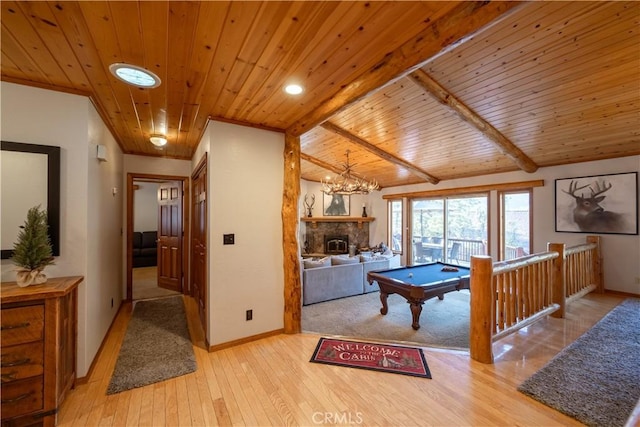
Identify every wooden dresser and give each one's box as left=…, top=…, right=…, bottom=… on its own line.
left=1, top=276, right=82, bottom=427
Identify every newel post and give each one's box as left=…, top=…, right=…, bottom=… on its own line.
left=282, top=133, right=301, bottom=333
left=470, top=256, right=494, bottom=364
left=548, top=243, right=565, bottom=318
left=587, top=235, right=603, bottom=293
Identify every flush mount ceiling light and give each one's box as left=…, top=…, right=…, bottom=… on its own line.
left=149, top=135, right=167, bottom=147
left=284, top=83, right=304, bottom=95
left=109, top=63, right=161, bottom=88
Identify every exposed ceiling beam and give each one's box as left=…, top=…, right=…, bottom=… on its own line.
left=408, top=69, right=538, bottom=173
left=320, top=121, right=440, bottom=185
left=286, top=1, right=523, bottom=137
left=300, top=152, right=344, bottom=176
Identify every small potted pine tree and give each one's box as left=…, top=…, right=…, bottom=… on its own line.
left=12, top=206, right=55, bottom=287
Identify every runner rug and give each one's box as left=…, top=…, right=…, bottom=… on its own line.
left=518, top=298, right=640, bottom=427
left=310, top=337, right=431, bottom=379
left=107, top=296, right=197, bottom=394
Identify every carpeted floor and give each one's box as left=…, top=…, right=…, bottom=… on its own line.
left=518, top=298, right=640, bottom=427
left=107, top=296, right=197, bottom=394
left=302, top=290, right=470, bottom=349
left=132, top=266, right=181, bottom=300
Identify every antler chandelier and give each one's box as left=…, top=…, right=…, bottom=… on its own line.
left=321, top=150, right=379, bottom=195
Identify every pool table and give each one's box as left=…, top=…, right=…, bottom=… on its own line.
left=367, top=262, right=471, bottom=330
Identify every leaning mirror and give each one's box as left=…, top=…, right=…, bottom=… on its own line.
left=1, top=141, right=60, bottom=259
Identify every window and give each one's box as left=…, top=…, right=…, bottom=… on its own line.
left=411, top=199, right=443, bottom=264
left=410, top=195, right=488, bottom=266
left=388, top=200, right=403, bottom=253
left=499, top=190, right=532, bottom=260
left=385, top=180, right=542, bottom=265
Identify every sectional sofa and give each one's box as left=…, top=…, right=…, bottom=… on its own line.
left=302, top=254, right=401, bottom=305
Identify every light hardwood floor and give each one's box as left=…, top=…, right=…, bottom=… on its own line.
left=59, top=292, right=639, bottom=426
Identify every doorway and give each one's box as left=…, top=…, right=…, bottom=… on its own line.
left=126, top=173, right=190, bottom=301
left=191, top=155, right=207, bottom=334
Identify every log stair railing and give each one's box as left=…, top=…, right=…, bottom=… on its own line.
left=470, top=236, right=601, bottom=363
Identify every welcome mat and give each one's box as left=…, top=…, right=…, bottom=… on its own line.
left=107, top=296, right=197, bottom=394
left=310, top=337, right=431, bottom=378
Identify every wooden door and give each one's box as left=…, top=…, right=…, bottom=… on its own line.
left=191, top=161, right=207, bottom=330
left=157, top=181, right=182, bottom=293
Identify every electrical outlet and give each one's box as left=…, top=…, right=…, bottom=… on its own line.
left=246, top=309, right=253, bottom=321
left=223, top=233, right=235, bottom=245
left=635, top=277, right=640, bottom=285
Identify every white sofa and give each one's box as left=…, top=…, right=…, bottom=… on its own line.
left=302, top=254, right=400, bottom=305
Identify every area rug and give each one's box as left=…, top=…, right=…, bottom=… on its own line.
left=303, top=291, right=470, bottom=349
left=310, top=337, right=431, bottom=378
left=518, top=298, right=640, bottom=427
left=107, top=296, right=197, bottom=394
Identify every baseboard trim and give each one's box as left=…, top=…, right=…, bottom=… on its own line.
left=75, top=300, right=126, bottom=385
left=208, top=328, right=284, bottom=352
left=604, top=289, right=640, bottom=298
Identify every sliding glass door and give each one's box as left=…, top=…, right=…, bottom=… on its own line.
left=410, top=195, right=488, bottom=266
left=499, top=190, right=532, bottom=260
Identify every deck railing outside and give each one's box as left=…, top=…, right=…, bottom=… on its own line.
left=413, top=237, right=486, bottom=265
left=448, top=238, right=486, bottom=264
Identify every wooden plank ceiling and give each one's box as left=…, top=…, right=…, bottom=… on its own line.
left=2, top=1, right=639, bottom=188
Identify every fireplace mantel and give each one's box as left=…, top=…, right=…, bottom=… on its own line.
left=301, top=217, right=375, bottom=229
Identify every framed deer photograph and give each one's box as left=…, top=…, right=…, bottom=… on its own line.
left=555, top=172, right=638, bottom=235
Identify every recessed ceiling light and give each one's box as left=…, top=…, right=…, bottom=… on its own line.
left=150, top=135, right=167, bottom=146
left=284, top=84, right=304, bottom=95
left=109, top=63, right=161, bottom=88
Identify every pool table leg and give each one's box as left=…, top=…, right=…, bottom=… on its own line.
left=379, top=292, right=389, bottom=315
left=410, top=303, right=423, bottom=330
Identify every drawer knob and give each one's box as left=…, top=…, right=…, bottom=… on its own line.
left=1, top=391, right=32, bottom=404
left=1, top=321, right=31, bottom=330
left=1, top=358, right=31, bottom=367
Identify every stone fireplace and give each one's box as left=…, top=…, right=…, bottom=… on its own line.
left=324, top=235, right=349, bottom=254
left=302, top=220, right=371, bottom=255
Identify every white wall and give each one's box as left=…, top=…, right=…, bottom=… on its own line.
left=193, top=121, right=285, bottom=345
left=358, top=156, right=639, bottom=294
left=0, top=82, right=124, bottom=377
left=133, top=182, right=159, bottom=232
left=86, top=103, right=124, bottom=375
left=123, top=154, right=192, bottom=177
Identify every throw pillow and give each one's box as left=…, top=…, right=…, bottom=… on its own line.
left=303, top=256, right=331, bottom=269
left=331, top=255, right=360, bottom=265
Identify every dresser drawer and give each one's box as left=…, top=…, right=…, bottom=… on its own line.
left=0, top=305, right=44, bottom=347
left=0, top=376, right=43, bottom=420
left=1, top=341, right=44, bottom=384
